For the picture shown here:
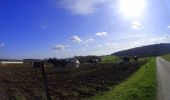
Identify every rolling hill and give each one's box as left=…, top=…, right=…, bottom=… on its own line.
left=112, top=43, right=170, bottom=57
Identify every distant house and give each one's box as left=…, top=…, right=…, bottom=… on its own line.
left=0, top=59, right=23, bottom=64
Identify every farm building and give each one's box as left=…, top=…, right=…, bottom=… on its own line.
left=0, top=59, right=23, bottom=64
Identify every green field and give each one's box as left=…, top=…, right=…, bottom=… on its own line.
left=101, top=55, right=119, bottom=63
left=89, top=58, right=157, bottom=100
left=162, top=54, right=170, bottom=61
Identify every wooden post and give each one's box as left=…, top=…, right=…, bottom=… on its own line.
left=33, top=62, right=51, bottom=100
left=41, top=64, right=51, bottom=100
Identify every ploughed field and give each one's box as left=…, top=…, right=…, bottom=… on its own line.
left=0, top=60, right=147, bottom=100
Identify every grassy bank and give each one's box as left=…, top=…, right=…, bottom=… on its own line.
left=89, top=58, right=157, bottom=100
left=162, top=54, right=170, bottom=61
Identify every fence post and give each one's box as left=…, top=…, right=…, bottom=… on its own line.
left=41, top=63, right=51, bottom=100
left=33, top=62, right=51, bottom=100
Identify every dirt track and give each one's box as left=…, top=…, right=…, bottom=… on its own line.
left=157, top=57, right=170, bottom=100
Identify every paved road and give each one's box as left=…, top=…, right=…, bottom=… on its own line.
left=157, top=57, right=170, bottom=100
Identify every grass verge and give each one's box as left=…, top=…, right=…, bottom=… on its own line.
left=162, top=54, right=170, bottom=61
left=88, top=58, right=157, bottom=100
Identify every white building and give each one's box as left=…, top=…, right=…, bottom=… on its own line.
left=0, top=60, right=23, bottom=64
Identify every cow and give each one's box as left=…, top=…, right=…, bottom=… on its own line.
left=133, top=56, right=139, bottom=61
left=48, top=58, right=80, bottom=69
left=119, top=57, right=130, bottom=65
left=74, top=59, right=80, bottom=68
left=48, top=59, right=69, bottom=68
left=69, top=59, right=80, bottom=68
left=122, top=57, right=130, bottom=62
left=92, top=59, right=99, bottom=64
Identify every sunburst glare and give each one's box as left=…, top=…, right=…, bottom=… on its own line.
left=119, top=0, right=146, bottom=18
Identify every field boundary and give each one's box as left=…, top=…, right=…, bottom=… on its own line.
left=162, top=54, right=170, bottom=61
left=89, top=58, right=157, bottom=100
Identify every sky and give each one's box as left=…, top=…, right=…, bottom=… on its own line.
left=0, top=0, right=170, bottom=59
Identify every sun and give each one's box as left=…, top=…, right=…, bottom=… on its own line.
left=119, top=0, right=146, bottom=18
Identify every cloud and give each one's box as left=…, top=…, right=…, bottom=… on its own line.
left=93, top=34, right=170, bottom=56
left=105, top=42, right=118, bottom=46
left=96, top=32, right=107, bottom=36
left=69, top=35, right=82, bottom=43
left=58, top=0, right=106, bottom=15
left=126, top=35, right=170, bottom=48
left=167, top=26, right=170, bottom=29
left=83, top=38, right=95, bottom=44
left=151, top=35, right=170, bottom=43
left=53, top=45, right=69, bottom=51
left=131, top=21, right=144, bottom=30
left=0, top=43, right=5, bottom=48
left=97, top=44, right=103, bottom=48
left=41, top=24, right=50, bottom=30
left=81, top=49, right=86, bottom=51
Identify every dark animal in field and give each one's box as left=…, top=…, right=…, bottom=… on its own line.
left=48, top=58, right=80, bottom=68
left=32, top=62, right=44, bottom=68
left=68, top=59, right=80, bottom=68
left=48, top=59, right=69, bottom=68
left=133, top=56, right=139, bottom=61
left=119, top=57, right=130, bottom=65
left=73, top=59, right=80, bottom=68
left=75, top=56, right=101, bottom=64
left=89, top=59, right=99, bottom=64
left=122, top=57, right=130, bottom=62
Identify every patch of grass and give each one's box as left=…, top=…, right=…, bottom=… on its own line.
left=101, top=55, right=119, bottom=63
left=162, top=54, right=170, bottom=61
left=89, top=58, right=157, bottom=100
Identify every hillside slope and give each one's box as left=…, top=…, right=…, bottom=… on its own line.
left=112, top=43, right=170, bottom=57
